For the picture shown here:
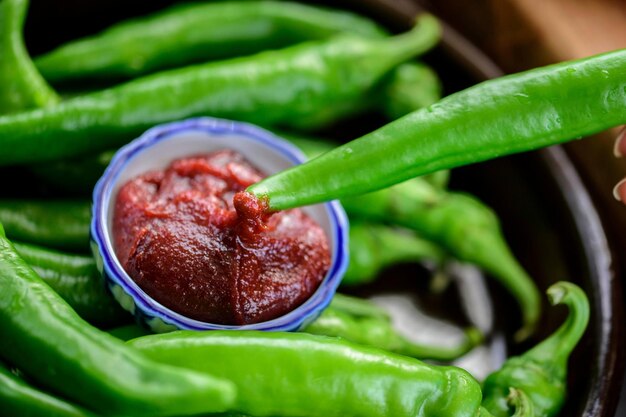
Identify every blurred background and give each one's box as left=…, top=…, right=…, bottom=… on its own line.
left=22, top=0, right=626, bottom=414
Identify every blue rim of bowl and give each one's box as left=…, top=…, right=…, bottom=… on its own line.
left=91, top=117, right=349, bottom=331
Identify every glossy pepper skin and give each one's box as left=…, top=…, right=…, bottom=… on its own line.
left=35, top=60, right=445, bottom=193
left=0, top=0, right=58, bottom=113
left=129, top=330, right=483, bottom=417
left=481, top=282, right=589, bottom=417
left=34, top=1, right=386, bottom=83
left=0, top=200, right=91, bottom=251
left=341, top=179, right=540, bottom=341
left=12, top=241, right=129, bottom=327
left=0, top=225, right=236, bottom=416
left=248, top=49, right=626, bottom=209
left=0, top=15, right=440, bottom=165
left=0, top=361, right=94, bottom=417
left=303, top=293, right=482, bottom=361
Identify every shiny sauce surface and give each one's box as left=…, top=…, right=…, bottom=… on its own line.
left=113, top=150, right=330, bottom=324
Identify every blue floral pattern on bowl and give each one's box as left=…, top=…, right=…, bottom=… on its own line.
left=91, top=117, right=349, bottom=332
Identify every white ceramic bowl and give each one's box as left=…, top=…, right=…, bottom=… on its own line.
left=91, top=117, right=349, bottom=333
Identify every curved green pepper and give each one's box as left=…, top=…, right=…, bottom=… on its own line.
left=0, top=227, right=236, bottom=416
left=341, top=179, right=541, bottom=341
left=248, top=49, right=626, bottom=208
left=481, top=282, right=589, bottom=417
left=35, top=1, right=387, bottom=83
left=0, top=200, right=91, bottom=251
left=0, top=361, right=94, bottom=417
left=0, top=15, right=440, bottom=165
left=129, top=330, right=483, bottom=417
left=12, top=241, right=129, bottom=327
left=0, top=0, right=58, bottom=113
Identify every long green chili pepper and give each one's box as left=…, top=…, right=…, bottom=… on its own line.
left=247, top=48, right=626, bottom=209
left=344, top=220, right=445, bottom=286
left=0, top=361, right=95, bottom=417
left=0, top=200, right=91, bottom=251
left=481, top=282, right=589, bottom=417
left=34, top=1, right=386, bottom=84
left=33, top=61, right=444, bottom=194
left=0, top=15, right=440, bottom=165
left=12, top=241, right=129, bottom=327
left=340, top=179, right=541, bottom=341
left=282, top=131, right=450, bottom=194
left=129, top=330, right=484, bottom=417
left=0, top=0, right=58, bottom=113
left=0, top=225, right=236, bottom=416
left=303, top=295, right=482, bottom=361
left=291, top=60, right=443, bottom=131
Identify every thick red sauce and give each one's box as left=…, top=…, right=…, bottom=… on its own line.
left=113, top=150, right=330, bottom=325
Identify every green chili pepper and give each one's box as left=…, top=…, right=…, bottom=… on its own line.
left=0, top=0, right=58, bottom=114
left=0, top=15, right=439, bottom=165
left=247, top=49, right=626, bottom=209
left=278, top=133, right=537, bottom=339
left=12, top=241, right=129, bottom=327
left=344, top=220, right=445, bottom=286
left=0, top=361, right=95, bottom=417
left=291, top=60, right=443, bottom=130
left=33, top=62, right=444, bottom=193
left=129, top=330, right=484, bottom=417
left=282, top=131, right=450, bottom=193
left=34, top=1, right=387, bottom=84
left=303, top=295, right=482, bottom=361
left=341, top=179, right=540, bottom=341
left=0, top=200, right=91, bottom=251
left=0, top=226, right=236, bottom=416
left=481, top=282, right=589, bottom=417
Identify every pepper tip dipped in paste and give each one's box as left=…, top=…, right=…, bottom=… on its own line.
left=113, top=150, right=331, bottom=325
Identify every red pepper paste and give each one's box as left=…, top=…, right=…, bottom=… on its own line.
left=113, top=150, right=331, bottom=325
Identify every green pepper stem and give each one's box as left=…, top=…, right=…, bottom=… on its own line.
left=481, top=281, right=589, bottom=417
left=522, top=281, right=589, bottom=369
left=508, top=388, right=535, bottom=417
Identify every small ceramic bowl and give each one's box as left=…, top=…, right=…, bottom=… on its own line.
left=91, top=117, right=349, bottom=333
